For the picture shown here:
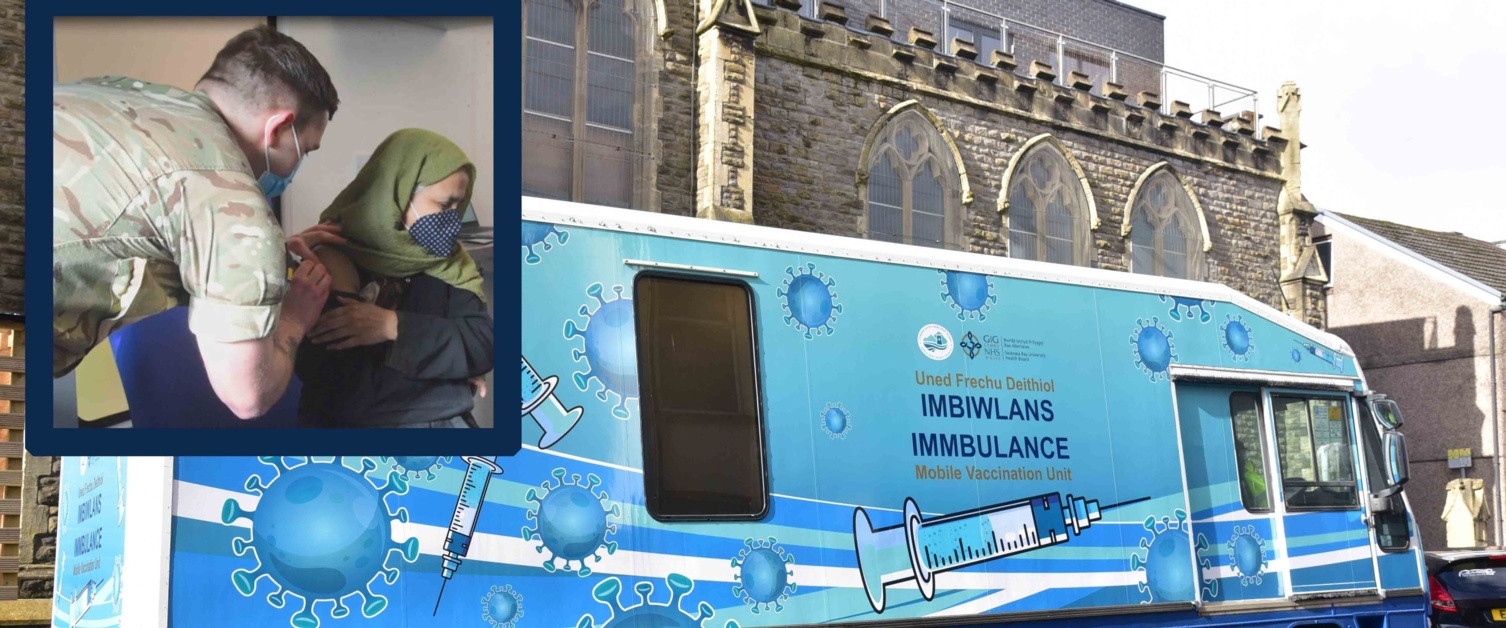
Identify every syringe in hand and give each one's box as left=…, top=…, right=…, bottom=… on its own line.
left=521, top=355, right=583, bottom=449
left=433, top=456, right=504, bottom=615
left=853, top=492, right=1148, bottom=613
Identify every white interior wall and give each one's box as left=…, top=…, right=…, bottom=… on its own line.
left=276, top=17, right=495, bottom=235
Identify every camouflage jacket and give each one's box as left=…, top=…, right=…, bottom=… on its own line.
left=53, top=77, right=287, bottom=378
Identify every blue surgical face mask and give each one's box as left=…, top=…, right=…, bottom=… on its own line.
left=259, top=120, right=305, bottom=200
left=409, top=209, right=463, bottom=257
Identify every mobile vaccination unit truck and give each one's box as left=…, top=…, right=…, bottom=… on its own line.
left=55, top=196, right=1425, bottom=628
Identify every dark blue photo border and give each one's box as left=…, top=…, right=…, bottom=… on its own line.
left=25, top=2, right=520, bottom=457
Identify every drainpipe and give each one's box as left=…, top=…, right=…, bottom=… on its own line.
left=1492, top=298, right=1503, bottom=548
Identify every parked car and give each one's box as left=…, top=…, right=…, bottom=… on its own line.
left=1429, top=550, right=1506, bottom=627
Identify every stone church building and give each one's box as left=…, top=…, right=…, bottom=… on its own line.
left=521, top=0, right=1330, bottom=327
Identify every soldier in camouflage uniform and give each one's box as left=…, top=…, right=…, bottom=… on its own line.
left=53, top=26, right=343, bottom=420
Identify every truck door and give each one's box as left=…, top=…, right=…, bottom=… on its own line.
left=1265, top=389, right=1380, bottom=596
left=1174, top=382, right=1286, bottom=604
left=1355, top=396, right=1423, bottom=593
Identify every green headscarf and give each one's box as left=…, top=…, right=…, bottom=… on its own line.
left=317, top=128, right=485, bottom=304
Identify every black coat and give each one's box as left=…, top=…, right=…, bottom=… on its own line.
left=294, top=272, right=494, bottom=427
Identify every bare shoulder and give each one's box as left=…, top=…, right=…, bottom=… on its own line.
left=311, top=245, right=361, bottom=294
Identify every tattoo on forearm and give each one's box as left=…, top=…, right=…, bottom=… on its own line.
left=278, top=330, right=301, bottom=358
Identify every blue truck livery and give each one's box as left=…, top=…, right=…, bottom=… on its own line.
left=58, top=196, right=1427, bottom=627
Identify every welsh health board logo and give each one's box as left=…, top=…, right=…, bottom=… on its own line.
left=917, top=324, right=954, bottom=361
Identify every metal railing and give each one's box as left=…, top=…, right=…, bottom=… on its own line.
left=763, top=0, right=1263, bottom=137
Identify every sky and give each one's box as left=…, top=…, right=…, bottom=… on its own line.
left=1127, top=0, right=1506, bottom=244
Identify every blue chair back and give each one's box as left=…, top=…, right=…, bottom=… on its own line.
left=110, top=306, right=301, bottom=428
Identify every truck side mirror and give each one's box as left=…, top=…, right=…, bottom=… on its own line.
left=1385, top=431, right=1410, bottom=488
left=1372, top=398, right=1404, bottom=430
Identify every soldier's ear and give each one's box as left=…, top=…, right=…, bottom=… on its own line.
left=264, top=111, right=297, bottom=146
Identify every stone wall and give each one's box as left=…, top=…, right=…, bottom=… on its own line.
left=17, top=455, right=56, bottom=600
left=623, top=1, right=1312, bottom=316
left=0, top=0, right=22, bottom=314
left=746, top=8, right=1290, bottom=309
left=655, top=1, right=700, bottom=217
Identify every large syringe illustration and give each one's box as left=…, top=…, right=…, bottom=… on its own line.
left=433, top=456, right=504, bottom=614
left=1292, top=340, right=1345, bottom=370
left=522, top=355, right=583, bottom=449
left=853, top=492, right=1147, bottom=613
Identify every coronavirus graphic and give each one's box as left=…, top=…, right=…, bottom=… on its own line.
left=939, top=270, right=997, bottom=321
left=220, top=457, right=420, bottom=628
left=1226, top=525, right=1268, bottom=586
left=1161, top=295, right=1213, bottom=323
left=523, top=468, right=620, bottom=577
left=1130, top=317, right=1177, bottom=381
left=565, top=283, right=639, bottom=420
left=820, top=403, right=851, bottom=439
left=522, top=221, right=569, bottom=264
left=777, top=264, right=842, bottom=339
left=577, top=573, right=740, bottom=628
left=1220, top=315, right=1254, bottom=361
left=1130, top=509, right=1216, bottom=603
left=482, top=584, right=523, bottom=627
left=382, top=456, right=452, bottom=481
left=111, top=555, right=123, bottom=614
left=733, top=536, right=797, bottom=613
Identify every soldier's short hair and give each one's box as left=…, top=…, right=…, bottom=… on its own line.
left=199, top=25, right=339, bottom=128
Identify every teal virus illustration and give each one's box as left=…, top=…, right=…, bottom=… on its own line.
left=1227, top=525, right=1268, bottom=586
left=382, top=456, right=452, bottom=481
left=820, top=402, right=851, bottom=439
left=778, top=264, right=842, bottom=339
left=1220, top=315, right=1254, bottom=362
left=1161, top=295, right=1213, bottom=323
left=220, top=457, right=421, bottom=628
left=522, top=221, right=569, bottom=264
left=577, top=573, right=739, bottom=628
left=565, top=283, right=639, bottom=420
left=733, top=536, right=797, bottom=614
left=1131, top=509, right=1216, bottom=603
left=483, top=584, right=523, bottom=627
left=524, top=468, right=620, bottom=577
left=1130, top=317, right=1177, bottom=381
left=939, top=270, right=997, bottom=321
left=111, top=556, right=123, bottom=615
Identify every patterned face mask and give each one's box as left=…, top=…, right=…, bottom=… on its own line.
left=408, top=209, right=462, bottom=257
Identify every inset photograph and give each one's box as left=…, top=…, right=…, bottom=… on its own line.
left=50, top=16, right=496, bottom=430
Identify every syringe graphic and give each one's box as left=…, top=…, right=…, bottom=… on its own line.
left=852, top=493, right=1148, bottom=613
left=521, top=355, right=583, bottom=449
left=433, top=456, right=504, bottom=615
left=1293, top=340, right=1345, bottom=370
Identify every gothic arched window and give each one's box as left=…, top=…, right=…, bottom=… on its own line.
left=523, top=0, right=655, bottom=209
left=1127, top=167, right=1208, bottom=279
left=1002, top=137, right=1096, bottom=266
left=861, top=108, right=967, bottom=250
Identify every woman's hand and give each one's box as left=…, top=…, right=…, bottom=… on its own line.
left=309, top=296, right=398, bottom=350
left=469, top=376, right=488, bottom=398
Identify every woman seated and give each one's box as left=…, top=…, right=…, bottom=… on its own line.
left=295, top=128, right=493, bottom=428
